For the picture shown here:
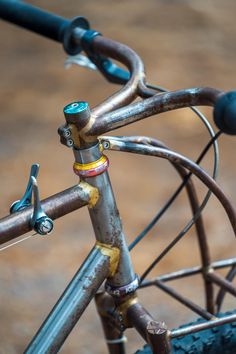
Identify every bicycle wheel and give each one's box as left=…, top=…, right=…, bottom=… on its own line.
left=135, top=310, right=236, bottom=354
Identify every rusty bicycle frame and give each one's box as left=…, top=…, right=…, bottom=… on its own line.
left=0, top=1, right=236, bottom=353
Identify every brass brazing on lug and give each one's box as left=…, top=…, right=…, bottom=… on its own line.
left=96, top=291, right=139, bottom=333
left=95, top=241, right=120, bottom=277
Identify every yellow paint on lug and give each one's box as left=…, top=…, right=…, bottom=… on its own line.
left=117, top=294, right=139, bottom=327
left=74, top=155, right=107, bottom=172
left=79, top=181, right=99, bottom=208
left=118, top=294, right=139, bottom=314
left=99, top=143, right=104, bottom=152
left=96, top=241, right=120, bottom=277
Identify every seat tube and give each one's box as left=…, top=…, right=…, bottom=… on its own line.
left=73, top=141, right=136, bottom=288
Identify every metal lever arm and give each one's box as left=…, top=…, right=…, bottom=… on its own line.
left=30, top=177, right=53, bottom=235
left=10, top=163, right=39, bottom=213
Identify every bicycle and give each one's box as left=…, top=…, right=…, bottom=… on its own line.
left=0, top=1, right=236, bottom=353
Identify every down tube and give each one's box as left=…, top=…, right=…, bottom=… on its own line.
left=24, top=246, right=110, bottom=354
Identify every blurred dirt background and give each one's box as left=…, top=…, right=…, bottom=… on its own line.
left=0, top=0, right=235, bottom=353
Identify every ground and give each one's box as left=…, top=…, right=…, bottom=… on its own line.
left=0, top=1, right=235, bottom=353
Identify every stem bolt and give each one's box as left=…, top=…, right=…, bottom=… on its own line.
left=66, top=138, right=74, bottom=147
left=102, top=141, right=110, bottom=150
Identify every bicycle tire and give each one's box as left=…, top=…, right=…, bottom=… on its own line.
left=135, top=310, right=236, bottom=354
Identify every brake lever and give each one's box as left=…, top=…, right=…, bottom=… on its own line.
left=70, top=29, right=130, bottom=85
left=93, top=56, right=130, bottom=85
left=65, top=53, right=130, bottom=85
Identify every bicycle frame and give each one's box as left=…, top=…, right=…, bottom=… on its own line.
left=0, top=2, right=236, bottom=354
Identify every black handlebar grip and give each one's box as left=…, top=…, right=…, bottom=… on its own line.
left=213, top=91, right=236, bottom=135
left=0, top=0, right=89, bottom=54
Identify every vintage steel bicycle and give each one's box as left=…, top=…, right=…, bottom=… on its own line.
left=0, top=1, right=236, bottom=353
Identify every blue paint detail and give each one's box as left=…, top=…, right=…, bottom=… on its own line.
left=64, top=101, right=89, bottom=115
left=10, top=164, right=40, bottom=214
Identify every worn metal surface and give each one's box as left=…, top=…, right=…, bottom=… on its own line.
left=95, top=241, right=120, bottom=277
left=140, top=257, right=236, bottom=285
left=207, top=271, right=236, bottom=297
left=154, top=279, right=213, bottom=320
left=0, top=182, right=98, bottom=244
left=0, top=2, right=235, bottom=353
left=77, top=34, right=145, bottom=117
left=106, top=140, right=236, bottom=235
left=126, top=302, right=171, bottom=354
left=70, top=29, right=147, bottom=146
left=74, top=143, right=136, bottom=287
left=102, top=135, right=214, bottom=312
left=146, top=321, right=171, bottom=354
left=24, top=246, right=110, bottom=354
left=95, top=292, right=126, bottom=354
left=216, top=265, right=236, bottom=311
left=87, top=171, right=135, bottom=286
left=171, top=313, right=236, bottom=339
left=85, top=87, right=223, bottom=138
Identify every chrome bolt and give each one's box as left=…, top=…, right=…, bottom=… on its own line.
left=66, top=139, right=74, bottom=147
left=63, top=128, right=71, bottom=138
left=103, top=141, right=110, bottom=150
left=36, top=217, right=54, bottom=235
